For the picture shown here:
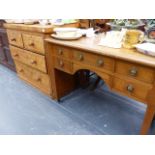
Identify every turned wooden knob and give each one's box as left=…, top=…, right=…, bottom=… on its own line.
left=129, top=67, right=138, bottom=77
left=96, top=59, right=104, bottom=67
left=77, top=54, right=84, bottom=61
left=14, top=53, right=19, bottom=57
left=35, top=77, right=41, bottom=81
left=29, top=42, right=35, bottom=46
left=126, top=84, right=134, bottom=92
left=11, top=38, right=16, bottom=41
left=30, top=60, right=37, bottom=64
left=59, top=60, right=64, bottom=67
left=58, top=49, right=63, bottom=55
left=19, top=69, right=24, bottom=73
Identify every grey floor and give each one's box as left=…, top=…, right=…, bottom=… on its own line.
left=0, top=64, right=155, bottom=135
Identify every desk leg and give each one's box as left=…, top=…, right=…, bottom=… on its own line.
left=140, top=105, right=155, bottom=135
left=140, top=87, right=155, bottom=135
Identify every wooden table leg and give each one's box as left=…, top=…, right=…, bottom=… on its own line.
left=140, top=105, right=155, bottom=135
left=140, top=86, right=155, bottom=135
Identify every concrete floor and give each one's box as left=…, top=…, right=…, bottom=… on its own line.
left=0, top=64, right=155, bottom=135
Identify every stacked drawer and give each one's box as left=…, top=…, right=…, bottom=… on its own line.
left=7, top=29, right=51, bottom=95
left=72, top=47, right=154, bottom=102
left=52, top=45, right=73, bottom=74
left=51, top=44, right=155, bottom=102
left=113, top=61, right=154, bottom=102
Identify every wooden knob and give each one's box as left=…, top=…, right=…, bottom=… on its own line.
left=97, top=59, right=104, bottom=67
left=59, top=60, right=64, bottom=67
left=30, top=60, right=37, bottom=64
left=129, top=67, right=138, bottom=77
left=35, top=77, right=41, bottom=81
left=58, top=49, right=63, bottom=55
left=19, top=69, right=24, bottom=73
left=77, top=54, right=84, bottom=61
left=29, top=43, right=35, bottom=46
left=11, top=38, right=16, bottom=41
left=14, top=53, right=19, bottom=57
left=126, top=84, right=134, bottom=92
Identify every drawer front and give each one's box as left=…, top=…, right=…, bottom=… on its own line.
left=10, top=46, right=47, bottom=73
left=22, top=33, right=44, bottom=54
left=116, top=61, right=155, bottom=84
left=113, top=77, right=152, bottom=101
left=15, top=61, right=51, bottom=95
left=54, top=57, right=73, bottom=74
left=52, top=45, right=72, bottom=59
left=73, top=50, right=115, bottom=72
left=7, top=30, right=23, bottom=48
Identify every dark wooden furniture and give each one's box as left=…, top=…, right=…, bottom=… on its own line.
left=45, top=34, right=155, bottom=135
left=0, top=20, right=15, bottom=71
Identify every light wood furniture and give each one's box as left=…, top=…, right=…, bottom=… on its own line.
left=4, top=23, right=79, bottom=96
left=45, top=33, right=155, bottom=135
left=4, top=23, right=54, bottom=95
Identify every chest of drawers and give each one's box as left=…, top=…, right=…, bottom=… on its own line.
left=4, top=23, right=54, bottom=96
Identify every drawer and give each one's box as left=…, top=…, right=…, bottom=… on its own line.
left=7, top=30, right=23, bottom=48
left=116, top=61, right=155, bottom=84
left=54, top=57, right=73, bottom=74
left=15, top=61, right=51, bottom=95
left=22, top=33, right=45, bottom=54
left=10, top=46, right=47, bottom=73
left=73, top=50, right=115, bottom=72
left=52, top=45, right=72, bottom=59
left=113, top=77, right=152, bottom=101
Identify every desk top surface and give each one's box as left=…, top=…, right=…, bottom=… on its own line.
left=45, top=33, right=155, bottom=68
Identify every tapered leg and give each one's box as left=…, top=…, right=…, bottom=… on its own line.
left=140, top=105, right=155, bottom=135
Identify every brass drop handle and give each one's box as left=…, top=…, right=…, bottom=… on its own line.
left=129, top=67, right=138, bottom=77
left=30, top=60, right=37, bottom=64
left=126, top=84, right=134, bottom=92
left=29, top=42, right=35, bottom=46
left=11, top=38, right=16, bottom=41
left=77, top=54, right=84, bottom=61
left=59, top=60, right=64, bottom=67
left=97, top=59, right=104, bottom=67
left=58, top=49, right=63, bottom=55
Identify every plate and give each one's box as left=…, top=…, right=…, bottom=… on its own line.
left=107, top=23, right=145, bottom=30
left=134, top=43, right=155, bottom=56
left=51, top=33, right=82, bottom=40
